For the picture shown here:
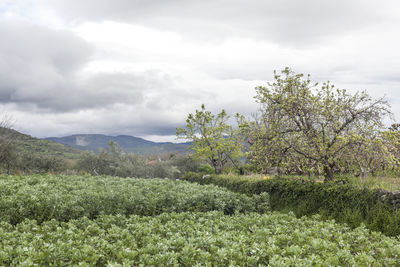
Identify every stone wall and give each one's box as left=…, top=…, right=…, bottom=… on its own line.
left=377, top=190, right=400, bottom=209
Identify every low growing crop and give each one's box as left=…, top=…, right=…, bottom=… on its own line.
left=1, top=212, right=400, bottom=266
left=0, top=175, right=269, bottom=224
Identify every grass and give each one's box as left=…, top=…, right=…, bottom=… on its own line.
left=345, top=175, right=400, bottom=192
left=222, top=172, right=400, bottom=191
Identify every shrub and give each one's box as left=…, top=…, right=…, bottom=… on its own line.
left=197, top=164, right=215, bottom=174
left=183, top=172, right=400, bottom=236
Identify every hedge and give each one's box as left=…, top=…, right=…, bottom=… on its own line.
left=183, top=172, right=400, bottom=236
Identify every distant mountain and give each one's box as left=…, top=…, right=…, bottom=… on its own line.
left=0, top=127, right=83, bottom=160
left=45, top=134, right=191, bottom=155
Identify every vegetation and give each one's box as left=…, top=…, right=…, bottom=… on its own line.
left=76, top=141, right=201, bottom=178
left=243, top=68, right=392, bottom=180
left=176, top=104, right=244, bottom=174
left=346, top=175, right=400, bottom=191
left=0, top=127, right=82, bottom=174
left=2, top=68, right=400, bottom=264
left=2, top=212, right=400, bottom=266
left=183, top=172, right=400, bottom=236
left=0, top=128, right=199, bottom=178
left=47, top=134, right=191, bottom=155
left=0, top=175, right=269, bottom=224
left=0, top=174, right=399, bottom=266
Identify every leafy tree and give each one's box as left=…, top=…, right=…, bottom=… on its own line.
left=249, top=68, right=390, bottom=180
left=340, top=131, right=396, bottom=178
left=176, top=105, right=244, bottom=174
left=19, top=152, right=65, bottom=174
left=0, top=114, right=18, bottom=173
left=76, top=141, right=184, bottom=178
left=0, top=141, right=18, bottom=174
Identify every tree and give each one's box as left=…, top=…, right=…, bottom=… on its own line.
left=0, top=113, right=18, bottom=173
left=341, top=131, right=396, bottom=179
left=176, top=104, right=244, bottom=174
left=249, top=68, right=390, bottom=181
left=77, top=141, right=126, bottom=176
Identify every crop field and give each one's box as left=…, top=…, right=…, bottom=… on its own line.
left=1, top=175, right=400, bottom=266
left=0, top=175, right=269, bottom=224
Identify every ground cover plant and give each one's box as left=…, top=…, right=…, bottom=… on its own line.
left=0, top=175, right=269, bottom=224
left=1, top=212, right=400, bottom=266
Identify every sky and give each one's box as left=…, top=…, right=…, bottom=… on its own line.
left=0, top=0, right=400, bottom=142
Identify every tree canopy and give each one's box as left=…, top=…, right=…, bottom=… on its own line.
left=176, top=105, right=244, bottom=174
left=245, top=68, right=391, bottom=180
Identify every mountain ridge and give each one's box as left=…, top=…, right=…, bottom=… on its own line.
left=45, top=134, right=191, bottom=155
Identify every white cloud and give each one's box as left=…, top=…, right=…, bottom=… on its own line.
left=1, top=1, right=400, bottom=141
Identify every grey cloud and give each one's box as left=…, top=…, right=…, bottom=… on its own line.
left=0, top=19, right=177, bottom=112
left=0, top=70, right=170, bottom=112
left=9, top=100, right=193, bottom=138
left=0, top=18, right=92, bottom=107
left=0, top=19, right=91, bottom=74
left=42, top=0, right=382, bottom=45
left=3, top=0, right=400, bottom=141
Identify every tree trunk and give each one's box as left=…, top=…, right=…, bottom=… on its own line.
left=210, top=159, right=219, bottom=175
left=277, top=162, right=282, bottom=177
left=324, top=164, right=334, bottom=182
left=215, top=166, right=222, bottom=174
left=316, top=164, right=322, bottom=180
left=317, top=165, right=322, bottom=180
left=358, top=162, right=368, bottom=180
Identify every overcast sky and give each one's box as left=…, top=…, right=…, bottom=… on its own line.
left=1, top=0, right=400, bottom=142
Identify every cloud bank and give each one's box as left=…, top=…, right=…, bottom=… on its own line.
left=0, top=1, right=399, bottom=141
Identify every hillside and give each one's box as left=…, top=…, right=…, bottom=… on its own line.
left=46, top=134, right=191, bottom=155
left=0, top=127, right=83, bottom=160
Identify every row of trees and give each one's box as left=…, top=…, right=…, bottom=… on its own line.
left=76, top=141, right=201, bottom=179
left=0, top=68, right=396, bottom=181
left=0, top=128, right=204, bottom=177
left=0, top=113, right=204, bottom=176
left=177, top=68, right=398, bottom=181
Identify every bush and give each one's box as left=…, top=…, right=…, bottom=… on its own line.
left=197, top=164, right=215, bottom=174
left=182, top=172, right=400, bottom=236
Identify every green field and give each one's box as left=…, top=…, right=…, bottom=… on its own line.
left=1, top=175, right=400, bottom=266
left=0, top=175, right=269, bottom=224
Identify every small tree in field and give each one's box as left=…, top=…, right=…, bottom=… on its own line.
left=250, top=68, right=391, bottom=181
left=176, top=104, right=244, bottom=174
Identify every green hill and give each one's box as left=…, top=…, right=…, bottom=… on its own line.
left=0, top=127, right=83, bottom=160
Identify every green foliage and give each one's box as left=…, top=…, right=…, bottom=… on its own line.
left=183, top=172, right=400, bottom=236
left=0, top=175, right=269, bottom=224
left=345, top=174, right=400, bottom=192
left=3, top=127, right=82, bottom=160
left=0, top=127, right=80, bottom=174
left=176, top=104, right=244, bottom=174
left=18, top=152, right=66, bottom=174
left=1, top=212, right=400, bottom=266
left=197, top=163, right=215, bottom=174
left=245, top=68, right=391, bottom=180
left=76, top=142, right=199, bottom=178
